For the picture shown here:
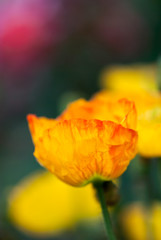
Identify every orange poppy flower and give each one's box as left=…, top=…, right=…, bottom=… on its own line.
left=27, top=98, right=138, bottom=187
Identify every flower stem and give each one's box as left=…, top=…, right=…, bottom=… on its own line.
left=93, top=181, right=117, bottom=240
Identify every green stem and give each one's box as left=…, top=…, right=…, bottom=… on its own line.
left=93, top=182, right=117, bottom=240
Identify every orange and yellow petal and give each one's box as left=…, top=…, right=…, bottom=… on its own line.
left=8, top=171, right=100, bottom=237
left=59, top=98, right=137, bottom=130
left=32, top=118, right=138, bottom=186
left=93, top=90, right=161, bottom=116
left=27, top=114, right=57, bottom=144
left=93, top=91, right=161, bottom=157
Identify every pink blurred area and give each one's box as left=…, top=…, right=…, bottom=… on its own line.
left=0, top=0, right=66, bottom=115
left=0, top=0, right=64, bottom=75
left=0, top=0, right=153, bottom=77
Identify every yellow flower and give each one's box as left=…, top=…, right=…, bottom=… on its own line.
left=100, top=64, right=158, bottom=93
left=93, top=91, right=161, bottom=157
left=8, top=171, right=100, bottom=237
left=152, top=202, right=161, bottom=240
left=27, top=98, right=138, bottom=187
left=119, top=202, right=161, bottom=240
left=138, top=106, right=161, bottom=156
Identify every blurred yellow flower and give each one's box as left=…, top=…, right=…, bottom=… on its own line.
left=119, top=202, right=161, bottom=240
left=95, top=63, right=161, bottom=157
left=8, top=171, right=100, bottom=237
left=27, top=97, right=138, bottom=186
left=100, top=64, right=158, bottom=93
left=138, top=106, right=161, bottom=156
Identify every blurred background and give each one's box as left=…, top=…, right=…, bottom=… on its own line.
left=1, top=0, right=161, bottom=239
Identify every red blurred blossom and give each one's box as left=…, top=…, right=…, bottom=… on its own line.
left=0, top=0, right=66, bottom=117
left=0, top=0, right=64, bottom=73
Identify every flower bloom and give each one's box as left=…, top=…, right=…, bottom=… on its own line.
left=119, top=202, right=161, bottom=240
left=27, top=98, right=138, bottom=187
left=27, top=99, right=137, bottom=186
left=8, top=171, right=100, bottom=237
